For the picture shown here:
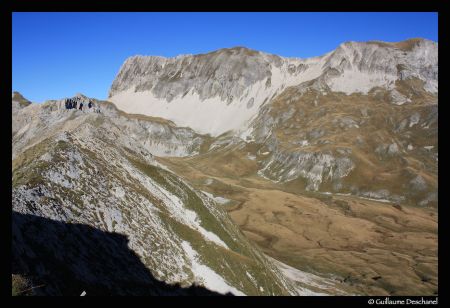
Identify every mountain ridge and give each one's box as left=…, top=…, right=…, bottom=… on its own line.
left=108, top=38, right=437, bottom=137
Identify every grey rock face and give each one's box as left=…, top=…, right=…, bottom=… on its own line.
left=396, top=119, right=408, bottom=132
left=390, top=89, right=411, bottom=105
left=423, top=105, right=438, bottom=127
left=323, top=39, right=438, bottom=93
left=358, top=189, right=405, bottom=203
left=410, top=175, right=428, bottom=192
left=409, top=112, right=421, bottom=127
left=259, top=146, right=354, bottom=191
left=375, top=143, right=401, bottom=157
left=387, top=143, right=400, bottom=155
left=12, top=95, right=205, bottom=159
left=419, top=192, right=438, bottom=207
left=110, top=47, right=275, bottom=102
left=336, top=147, right=352, bottom=155
left=362, top=189, right=390, bottom=199
left=308, top=128, right=326, bottom=140
left=332, top=116, right=359, bottom=130
left=247, top=98, right=255, bottom=109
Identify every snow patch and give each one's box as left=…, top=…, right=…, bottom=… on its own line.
left=137, top=174, right=230, bottom=249
left=181, top=241, right=245, bottom=296
left=111, top=186, right=126, bottom=199
left=40, top=152, right=52, bottom=162
left=246, top=153, right=256, bottom=161
left=269, top=257, right=341, bottom=295
left=202, top=191, right=231, bottom=205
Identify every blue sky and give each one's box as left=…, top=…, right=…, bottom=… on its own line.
left=12, top=12, right=438, bottom=102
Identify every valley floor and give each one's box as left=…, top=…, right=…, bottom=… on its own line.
left=158, top=155, right=438, bottom=296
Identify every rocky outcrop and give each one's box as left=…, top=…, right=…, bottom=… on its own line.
left=12, top=94, right=206, bottom=159
left=259, top=149, right=355, bottom=191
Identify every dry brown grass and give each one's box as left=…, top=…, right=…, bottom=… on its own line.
left=367, top=38, right=425, bottom=52
left=160, top=145, right=438, bottom=295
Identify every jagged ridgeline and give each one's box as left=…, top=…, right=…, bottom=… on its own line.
left=109, top=39, right=437, bottom=137
left=12, top=94, right=299, bottom=295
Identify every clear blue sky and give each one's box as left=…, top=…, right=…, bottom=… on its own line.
left=12, top=12, right=438, bottom=102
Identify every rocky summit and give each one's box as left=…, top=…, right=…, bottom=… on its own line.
left=12, top=38, right=437, bottom=296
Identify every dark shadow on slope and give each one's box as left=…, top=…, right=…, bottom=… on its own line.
left=12, top=212, right=233, bottom=296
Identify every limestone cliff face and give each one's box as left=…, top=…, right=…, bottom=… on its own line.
left=109, top=47, right=280, bottom=102
left=322, top=39, right=438, bottom=94
left=108, top=47, right=309, bottom=136
left=108, top=39, right=437, bottom=137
